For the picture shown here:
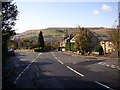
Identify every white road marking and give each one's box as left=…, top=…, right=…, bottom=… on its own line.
left=116, top=67, right=120, bottom=70
left=98, top=62, right=120, bottom=70
left=101, top=62, right=106, bottom=65
left=58, top=60, right=64, bottom=65
left=51, top=52, right=64, bottom=65
left=14, top=53, right=42, bottom=83
left=73, top=62, right=77, bottom=64
left=97, top=58, right=103, bottom=60
left=52, top=52, right=84, bottom=77
left=86, top=59, right=89, bottom=61
left=19, top=53, right=24, bottom=55
left=95, top=81, right=113, bottom=90
left=37, top=73, right=39, bottom=77
left=66, top=66, right=84, bottom=77
left=98, top=62, right=103, bottom=64
left=51, top=52, right=56, bottom=57
left=111, top=65, right=115, bottom=68
left=106, top=64, right=110, bottom=67
left=55, top=57, right=57, bottom=59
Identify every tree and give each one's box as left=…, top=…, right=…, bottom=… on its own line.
left=109, top=28, right=120, bottom=57
left=22, top=39, right=30, bottom=49
left=94, top=45, right=104, bottom=55
left=75, top=26, right=92, bottom=55
left=38, top=31, right=44, bottom=51
left=2, top=2, right=18, bottom=61
left=8, top=40, right=18, bottom=49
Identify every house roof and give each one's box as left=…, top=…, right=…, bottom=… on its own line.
left=63, top=34, right=74, bottom=41
left=98, top=35, right=110, bottom=41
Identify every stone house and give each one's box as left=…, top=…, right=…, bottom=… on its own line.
left=99, top=36, right=115, bottom=54
left=60, top=31, right=100, bottom=52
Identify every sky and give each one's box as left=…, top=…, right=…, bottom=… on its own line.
left=13, top=1, right=119, bottom=33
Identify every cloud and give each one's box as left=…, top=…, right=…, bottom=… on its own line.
left=101, top=4, right=112, bottom=11
left=93, top=10, right=100, bottom=15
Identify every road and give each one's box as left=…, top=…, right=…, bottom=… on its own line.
left=7, top=50, right=119, bottom=89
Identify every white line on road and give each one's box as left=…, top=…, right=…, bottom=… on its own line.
left=98, top=62, right=103, bottom=64
left=86, top=59, right=89, bottom=61
left=52, top=52, right=84, bottom=77
left=110, top=65, right=115, bottom=68
left=51, top=52, right=64, bottom=65
left=117, top=67, right=120, bottom=70
left=14, top=53, right=42, bottom=83
left=95, top=81, right=114, bottom=90
left=98, top=62, right=120, bottom=70
left=55, top=56, right=57, bottom=59
left=101, top=62, right=106, bottom=65
left=36, top=73, right=39, bottom=77
left=51, top=52, right=56, bottom=57
left=66, top=66, right=84, bottom=77
left=106, top=64, right=110, bottom=67
left=58, top=60, right=64, bottom=65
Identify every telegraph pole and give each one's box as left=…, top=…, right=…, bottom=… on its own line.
left=118, top=1, right=120, bottom=57
left=118, top=1, right=120, bottom=28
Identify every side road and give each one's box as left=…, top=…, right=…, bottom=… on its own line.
left=60, top=51, right=119, bottom=60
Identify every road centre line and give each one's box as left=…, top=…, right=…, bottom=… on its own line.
left=51, top=52, right=63, bottom=64
left=58, top=60, right=64, bottom=65
left=55, top=56, right=58, bottom=59
left=66, top=66, right=84, bottom=77
left=95, top=81, right=114, bottom=90
left=51, top=52, right=84, bottom=77
left=14, top=53, right=42, bottom=83
left=51, top=52, right=56, bottom=57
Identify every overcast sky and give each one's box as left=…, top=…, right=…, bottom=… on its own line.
left=13, top=1, right=119, bottom=33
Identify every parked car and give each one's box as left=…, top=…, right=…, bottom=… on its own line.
left=8, top=48, right=15, bottom=56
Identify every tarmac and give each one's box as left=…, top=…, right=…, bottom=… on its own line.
left=2, top=50, right=119, bottom=89
left=2, top=56, right=17, bottom=89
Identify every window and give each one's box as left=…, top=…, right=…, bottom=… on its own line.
left=108, top=49, right=112, bottom=53
left=108, top=42, right=112, bottom=46
left=102, top=41, right=105, bottom=44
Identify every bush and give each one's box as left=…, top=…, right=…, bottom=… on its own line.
left=66, top=42, right=76, bottom=51
left=94, top=45, right=104, bottom=55
left=34, top=48, right=44, bottom=52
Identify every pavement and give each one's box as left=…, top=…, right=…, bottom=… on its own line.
left=2, top=56, right=17, bottom=89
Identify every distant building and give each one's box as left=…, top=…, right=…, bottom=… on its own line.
left=59, top=35, right=74, bottom=51
left=99, top=36, right=115, bottom=54
left=60, top=30, right=100, bottom=52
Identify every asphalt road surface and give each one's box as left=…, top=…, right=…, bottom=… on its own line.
left=9, top=50, right=119, bottom=89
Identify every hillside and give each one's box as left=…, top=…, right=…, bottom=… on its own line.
left=14, top=28, right=76, bottom=42
left=14, top=27, right=112, bottom=42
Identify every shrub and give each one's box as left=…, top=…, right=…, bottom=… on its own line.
left=94, top=45, right=104, bottom=55
left=34, top=48, right=44, bottom=52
